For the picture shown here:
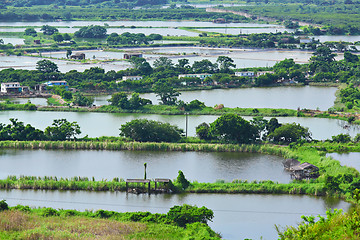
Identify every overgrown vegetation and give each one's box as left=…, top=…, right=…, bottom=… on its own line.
left=0, top=201, right=219, bottom=239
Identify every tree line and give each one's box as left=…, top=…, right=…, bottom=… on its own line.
left=0, top=118, right=81, bottom=141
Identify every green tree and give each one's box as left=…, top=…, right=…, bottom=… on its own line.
left=108, top=92, right=129, bottom=108
left=74, top=25, right=107, bottom=38
left=66, top=49, right=72, bottom=59
left=216, top=56, right=236, bottom=73
left=153, top=57, right=174, bottom=69
left=24, top=27, right=37, bottom=37
left=129, top=57, right=153, bottom=75
left=192, top=59, right=218, bottom=73
left=344, top=51, right=359, bottom=63
left=176, top=170, right=190, bottom=190
left=0, top=200, right=8, bottom=211
left=167, top=204, right=214, bottom=228
left=73, top=93, right=94, bottom=107
left=44, top=119, right=81, bottom=141
left=267, top=123, right=312, bottom=144
left=40, top=25, right=58, bottom=35
left=153, top=80, right=180, bottom=105
left=120, top=119, right=183, bottom=142
left=53, top=33, right=64, bottom=43
left=63, top=33, right=71, bottom=41
left=196, top=122, right=211, bottom=140
left=36, top=60, right=59, bottom=73
left=209, top=113, right=258, bottom=143
left=331, top=133, right=352, bottom=143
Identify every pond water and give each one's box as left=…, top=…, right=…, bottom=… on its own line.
left=312, top=35, right=360, bottom=43
left=0, top=109, right=357, bottom=140
left=0, top=189, right=351, bottom=240
left=0, top=27, right=200, bottom=36
left=0, top=46, right=318, bottom=72
left=200, top=27, right=294, bottom=34
left=0, top=37, right=24, bottom=45
left=6, top=97, right=48, bottom=105
left=140, top=86, right=337, bottom=110
left=327, top=152, right=360, bottom=172
left=0, top=149, right=290, bottom=183
left=0, top=20, right=283, bottom=28
left=0, top=55, right=131, bottom=72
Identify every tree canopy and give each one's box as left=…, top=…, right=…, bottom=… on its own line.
left=120, top=119, right=183, bottom=142
left=209, top=113, right=258, bottom=143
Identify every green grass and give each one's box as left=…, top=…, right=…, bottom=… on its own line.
left=0, top=206, right=220, bottom=240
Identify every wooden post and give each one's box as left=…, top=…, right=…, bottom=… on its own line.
left=155, top=181, right=157, bottom=191
left=126, top=182, right=128, bottom=191
left=148, top=182, right=151, bottom=193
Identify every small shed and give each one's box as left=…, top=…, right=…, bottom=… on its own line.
left=290, top=162, right=319, bottom=180
left=70, top=53, right=85, bottom=60
left=154, top=178, right=171, bottom=193
left=126, top=179, right=150, bottom=194
left=213, top=18, right=226, bottom=24
left=283, top=158, right=300, bottom=171
left=124, top=53, right=143, bottom=59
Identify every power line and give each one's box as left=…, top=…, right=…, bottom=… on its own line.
left=3, top=197, right=326, bottom=216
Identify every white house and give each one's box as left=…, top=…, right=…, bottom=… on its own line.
left=1, top=82, right=22, bottom=93
left=235, top=72, right=255, bottom=77
left=178, top=73, right=212, bottom=80
left=256, top=71, right=274, bottom=77
left=122, top=76, right=143, bottom=81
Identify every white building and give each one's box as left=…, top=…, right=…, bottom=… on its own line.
left=235, top=72, right=255, bottom=77
left=1, top=82, right=21, bottom=93
left=122, top=76, right=143, bottom=81
left=178, top=73, right=213, bottom=80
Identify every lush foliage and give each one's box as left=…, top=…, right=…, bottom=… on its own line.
left=120, top=119, right=183, bottom=142
left=74, top=25, right=107, bottom=39
left=108, top=92, right=151, bottom=109
left=167, top=204, right=214, bottom=228
left=208, top=113, right=258, bottom=143
left=44, top=119, right=81, bottom=141
left=0, top=203, right=219, bottom=239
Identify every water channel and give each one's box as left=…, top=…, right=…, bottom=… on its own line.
left=0, top=109, right=358, bottom=140
left=0, top=189, right=351, bottom=240
left=327, top=152, right=360, bottom=172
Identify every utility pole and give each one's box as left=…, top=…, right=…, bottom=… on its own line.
left=185, top=113, right=188, bottom=138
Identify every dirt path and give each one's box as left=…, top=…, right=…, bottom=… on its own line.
left=52, top=95, right=66, bottom=104
left=206, top=8, right=322, bottom=28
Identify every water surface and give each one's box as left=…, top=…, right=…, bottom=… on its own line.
left=327, top=152, right=360, bottom=172
left=0, top=190, right=351, bottom=240
left=0, top=149, right=290, bottom=183
left=0, top=110, right=356, bottom=140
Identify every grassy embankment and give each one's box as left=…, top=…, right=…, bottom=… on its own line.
left=0, top=141, right=358, bottom=200
left=0, top=204, right=219, bottom=240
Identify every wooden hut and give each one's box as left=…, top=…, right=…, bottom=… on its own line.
left=154, top=178, right=171, bottom=193
left=123, top=53, right=143, bottom=59
left=126, top=179, right=150, bottom=194
left=290, top=162, right=319, bottom=180
left=70, top=53, right=85, bottom=60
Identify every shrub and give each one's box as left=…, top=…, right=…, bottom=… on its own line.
left=0, top=200, right=8, bottom=211
left=167, top=204, right=214, bottom=228
left=120, top=119, right=183, bottom=142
